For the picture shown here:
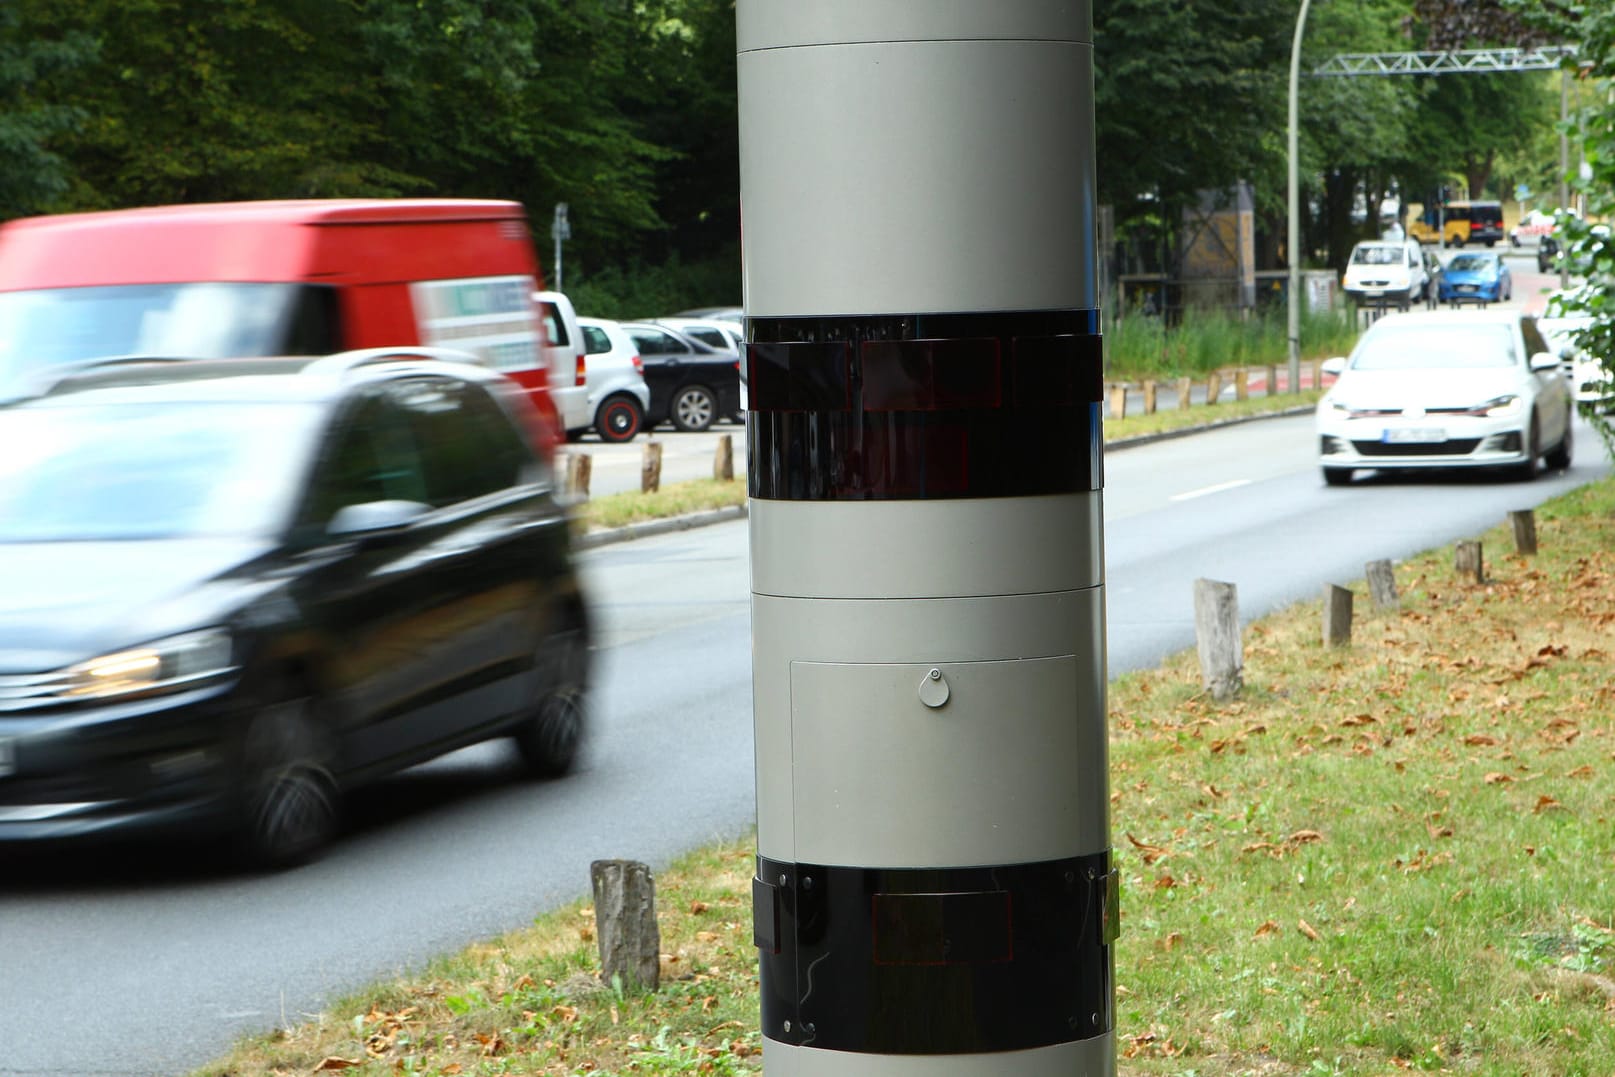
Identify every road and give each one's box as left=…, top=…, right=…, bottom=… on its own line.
left=2, top=301, right=1608, bottom=1077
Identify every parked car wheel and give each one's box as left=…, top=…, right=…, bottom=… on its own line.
left=671, top=384, right=718, bottom=432
left=240, top=694, right=339, bottom=869
left=595, top=393, right=643, bottom=443
left=514, top=616, right=589, bottom=778
left=1322, top=467, right=1354, bottom=487
left=1545, top=418, right=1573, bottom=470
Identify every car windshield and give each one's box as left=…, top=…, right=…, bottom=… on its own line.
left=0, top=401, right=320, bottom=542
left=1351, top=245, right=1403, bottom=265
left=1350, top=323, right=1517, bottom=372
left=0, top=283, right=316, bottom=391
left=1447, top=255, right=1495, bottom=274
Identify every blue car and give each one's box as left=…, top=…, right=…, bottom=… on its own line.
left=1439, top=251, right=1512, bottom=305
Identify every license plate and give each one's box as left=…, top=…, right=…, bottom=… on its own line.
left=1362, top=288, right=1384, bottom=297
left=1383, top=427, right=1446, bottom=444
left=0, top=737, right=13, bottom=778
left=1459, top=285, right=1478, bottom=293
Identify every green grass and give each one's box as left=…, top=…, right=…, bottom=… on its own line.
left=1107, top=308, right=1358, bottom=380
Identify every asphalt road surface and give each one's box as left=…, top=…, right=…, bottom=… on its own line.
left=1, top=378, right=1608, bottom=1077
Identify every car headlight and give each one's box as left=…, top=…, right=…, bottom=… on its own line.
left=60, top=628, right=235, bottom=702
left=1476, top=394, right=1524, bottom=418
left=1322, top=395, right=1351, bottom=416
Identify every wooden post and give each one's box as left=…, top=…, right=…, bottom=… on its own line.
left=590, top=860, right=660, bottom=993
left=1455, top=540, right=1484, bottom=584
left=1265, top=363, right=1279, bottom=397
left=564, top=453, right=592, bottom=500
left=1192, top=578, right=1243, bottom=700
left=713, top=434, right=735, bottom=481
left=1205, top=370, right=1222, bottom=406
left=1108, top=383, right=1128, bottom=420
left=1142, top=379, right=1158, bottom=414
left=1365, top=559, right=1398, bottom=611
left=1176, top=376, right=1193, bottom=410
left=1234, top=367, right=1249, bottom=402
left=1508, top=509, right=1537, bottom=555
left=641, top=441, right=663, bottom=494
left=1322, top=583, right=1353, bottom=647
left=1309, top=358, right=1322, bottom=391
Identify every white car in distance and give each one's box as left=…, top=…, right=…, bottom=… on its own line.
left=1316, top=309, right=1574, bottom=486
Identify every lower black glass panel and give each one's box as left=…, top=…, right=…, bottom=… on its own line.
left=756, top=854, right=1115, bottom=1055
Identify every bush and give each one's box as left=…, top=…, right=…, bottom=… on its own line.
left=565, top=246, right=741, bottom=322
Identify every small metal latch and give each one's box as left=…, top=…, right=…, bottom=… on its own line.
left=918, top=667, right=949, bottom=708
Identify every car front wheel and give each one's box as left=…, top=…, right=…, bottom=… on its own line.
left=670, top=384, right=717, bottom=432
left=239, top=695, right=339, bottom=870
left=515, top=615, right=590, bottom=778
left=1510, top=419, right=1541, bottom=482
left=1545, top=415, right=1573, bottom=470
left=1322, top=467, right=1354, bottom=487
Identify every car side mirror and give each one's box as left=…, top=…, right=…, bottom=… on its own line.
left=328, top=499, right=431, bottom=539
left=1529, top=351, right=1561, bottom=374
left=1321, top=357, right=1347, bottom=377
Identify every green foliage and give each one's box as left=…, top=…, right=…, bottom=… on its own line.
left=1107, top=308, right=1358, bottom=379
left=1518, top=0, right=1615, bottom=456
left=566, top=246, right=740, bottom=322
left=0, top=3, right=95, bottom=216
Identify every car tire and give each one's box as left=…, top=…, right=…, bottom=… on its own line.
left=239, top=694, right=339, bottom=870
left=1511, top=419, right=1541, bottom=482
left=1322, top=467, right=1354, bottom=487
left=595, top=393, right=643, bottom=444
left=670, top=384, right=717, bottom=432
left=514, top=614, right=589, bottom=778
left=1545, top=417, right=1573, bottom=470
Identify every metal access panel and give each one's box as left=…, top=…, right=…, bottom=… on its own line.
left=789, top=655, right=1106, bottom=868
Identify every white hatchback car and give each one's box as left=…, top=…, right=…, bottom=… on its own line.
left=1317, top=309, right=1574, bottom=485
left=577, top=316, right=651, bottom=443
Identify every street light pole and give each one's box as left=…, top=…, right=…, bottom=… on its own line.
left=1288, top=0, right=1313, bottom=395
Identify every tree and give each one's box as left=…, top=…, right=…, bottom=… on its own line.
left=0, top=5, right=95, bottom=217
left=1513, top=1, right=1615, bottom=453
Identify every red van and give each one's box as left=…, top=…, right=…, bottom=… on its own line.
left=0, top=199, right=562, bottom=454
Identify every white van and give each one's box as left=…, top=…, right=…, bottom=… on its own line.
left=536, top=290, right=589, bottom=434
left=1343, top=239, right=1431, bottom=310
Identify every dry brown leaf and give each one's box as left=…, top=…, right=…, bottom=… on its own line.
left=1569, top=765, right=1594, bottom=779
left=1289, top=830, right=1324, bottom=845
left=1484, top=772, right=1513, bottom=785
left=1342, top=713, right=1376, bottom=727
left=689, top=901, right=710, bottom=915
left=313, top=1060, right=361, bottom=1073
left=1254, top=919, right=1281, bottom=938
left=1298, top=919, right=1321, bottom=941
left=1464, top=734, right=1499, bottom=747
left=1533, top=795, right=1562, bottom=814
left=1126, top=832, right=1171, bottom=865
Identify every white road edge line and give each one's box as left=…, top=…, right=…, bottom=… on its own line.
left=1169, top=478, right=1253, bottom=502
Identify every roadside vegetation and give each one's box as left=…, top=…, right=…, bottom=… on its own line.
left=199, top=474, right=1615, bottom=1076
left=1106, top=307, right=1359, bottom=381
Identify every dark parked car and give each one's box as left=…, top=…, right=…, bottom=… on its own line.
left=619, top=322, right=742, bottom=432
left=0, top=351, right=590, bottom=867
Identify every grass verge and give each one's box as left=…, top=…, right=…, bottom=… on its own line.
left=200, top=477, right=1615, bottom=1076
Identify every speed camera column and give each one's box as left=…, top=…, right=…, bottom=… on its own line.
left=739, top=2, right=1114, bottom=1075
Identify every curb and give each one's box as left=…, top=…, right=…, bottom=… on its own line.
left=576, top=503, right=750, bottom=550
left=575, top=404, right=1318, bottom=547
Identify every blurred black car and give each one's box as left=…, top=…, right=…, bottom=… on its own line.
left=0, top=351, right=590, bottom=868
left=620, top=321, right=742, bottom=432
